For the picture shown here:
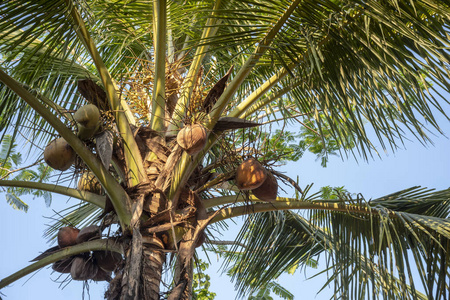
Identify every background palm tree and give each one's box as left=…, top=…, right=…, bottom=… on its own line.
left=1, top=0, right=450, bottom=299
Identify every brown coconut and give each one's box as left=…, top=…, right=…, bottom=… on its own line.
left=252, top=171, right=278, bottom=201
left=70, top=256, right=98, bottom=281
left=43, top=138, right=75, bottom=171
left=93, top=250, right=123, bottom=272
left=76, top=225, right=101, bottom=244
left=235, top=158, right=267, bottom=190
left=74, top=104, right=100, bottom=129
left=177, top=124, right=207, bottom=155
left=92, top=267, right=112, bottom=282
left=77, top=172, right=102, bottom=194
left=57, top=227, right=80, bottom=248
left=52, top=257, right=74, bottom=273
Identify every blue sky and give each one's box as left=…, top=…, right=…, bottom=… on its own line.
left=1, top=110, right=449, bottom=299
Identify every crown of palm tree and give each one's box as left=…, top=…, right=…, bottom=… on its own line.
left=0, top=0, right=450, bottom=299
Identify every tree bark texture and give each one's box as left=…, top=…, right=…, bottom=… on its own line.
left=120, top=229, right=143, bottom=300
left=106, top=229, right=165, bottom=300
left=141, top=244, right=165, bottom=299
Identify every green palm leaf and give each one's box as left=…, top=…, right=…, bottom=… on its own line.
left=223, top=187, right=450, bottom=299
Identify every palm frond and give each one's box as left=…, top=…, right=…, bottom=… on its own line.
left=43, top=201, right=103, bottom=243
left=224, top=210, right=325, bottom=298
left=0, top=1, right=92, bottom=147
left=222, top=187, right=450, bottom=299
left=222, top=0, right=450, bottom=156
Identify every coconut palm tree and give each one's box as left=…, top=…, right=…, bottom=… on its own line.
left=1, top=0, right=450, bottom=299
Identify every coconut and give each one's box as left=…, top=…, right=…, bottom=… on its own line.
left=92, top=267, right=112, bottom=282
left=77, top=122, right=101, bottom=141
left=52, top=257, right=74, bottom=273
left=74, top=104, right=100, bottom=129
left=252, top=171, right=278, bottom=201
left=43, top=138, right=75, bottom=171
left=57, top=227, right=80, bottom=248
left=77, top=172, right=102, bottom=194
left=177, top=124, right=207, bottom=155
left=93, top=250, right=123, bottom=272
left=76, top=225, right=101, bottom=244
left=70, top=256, right=98, bottom=281
left=235, top=158, right=266, bottom=190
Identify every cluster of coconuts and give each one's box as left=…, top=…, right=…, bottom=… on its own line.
left=235, top=158, right=278, bottom=201
left=53, top=225, right=122, bottom=281
left=43, top=104, right=101, bottom=171
left=177, top=123, right=208, bottom=155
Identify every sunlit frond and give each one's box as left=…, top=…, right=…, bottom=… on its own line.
left=224, top=187, right=450, bottom=299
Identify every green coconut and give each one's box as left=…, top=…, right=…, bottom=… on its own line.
left=235, top=158, right=266, bottom=190
left=77, top=122, right=101, bottom=140
left=43, top=138, right=76, bottom=171
left=77, top=172, right=102, bottom=194
left=74, top=104, right=100, bottom=129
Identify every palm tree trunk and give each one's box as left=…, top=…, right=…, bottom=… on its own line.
left=142, top=244, right=165, bottom=299
left=107, top=230, right=165, bottom=300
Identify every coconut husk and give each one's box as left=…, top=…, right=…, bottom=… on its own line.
left=144, top=138, right=169, bottom=162
left=58, top=227, right=80, bottom=248
left=93, top=251, right=123, bottom=272
left=70, top=256, right=99, bottom=281
left=76, top=225, right=101, bottom=244
left=252, top=171, right=278, bottom=201
left=96, top=130, right=114, bottom=169
left=202, top=66, right=233, bottom=113
left=77, top=79, right=109, bottom=110
left=44, top=138, right=76, bottom=171
left=235, top=158, right=267, bottom=190
left=52, top=257, right=74, bottom=274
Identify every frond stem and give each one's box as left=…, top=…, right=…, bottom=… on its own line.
left=0, top=239, right=122, bottom=289
left=65, top=0, right=146, bottom=186
left=0, top=180, right=105, bottom=208
left=167, top=0, right=222, bottom=132
left=209, top=0, right=303, bottom=126
left=151, top=0, right=167, bottom=134
left=228, top=10, right=363, bottom=119
left=210, top=198, right=374, bottom=223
